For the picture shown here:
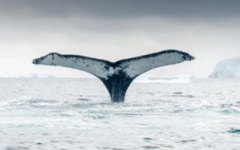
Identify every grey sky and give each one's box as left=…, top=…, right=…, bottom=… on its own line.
left=0, top=0, right=240, bottom=77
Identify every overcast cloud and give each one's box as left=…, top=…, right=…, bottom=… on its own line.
left=0, top=0, right=240, bottom=77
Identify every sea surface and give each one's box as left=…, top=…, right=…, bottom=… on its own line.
left=0, top=78, right=240, bottom=150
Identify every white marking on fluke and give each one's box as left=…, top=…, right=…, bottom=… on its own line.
left=33, top=50, right=195, bottom=102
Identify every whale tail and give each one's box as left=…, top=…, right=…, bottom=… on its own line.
left=33, top=50, right=194, bottom=102
left=101, top=74, right=133, bottom=102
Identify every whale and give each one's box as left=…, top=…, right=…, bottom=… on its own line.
left=33, top=50, right=194, bottom=103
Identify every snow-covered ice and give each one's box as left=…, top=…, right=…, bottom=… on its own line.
left=210, top=58, right=240, bottom=78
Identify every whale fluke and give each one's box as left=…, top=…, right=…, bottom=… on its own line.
left=33, top=50, right=194, bottom=102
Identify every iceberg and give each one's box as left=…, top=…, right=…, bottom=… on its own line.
left=209, top=58, right=240, bottom=78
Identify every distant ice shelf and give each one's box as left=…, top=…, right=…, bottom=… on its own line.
left=209, top=58, right=240, bottom=78
left=0, top=72, right=93, bottom=78
left=135, top=74, right=194, bottom=83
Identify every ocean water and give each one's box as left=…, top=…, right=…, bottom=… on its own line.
left=0, top=78, right=240, bottom=150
